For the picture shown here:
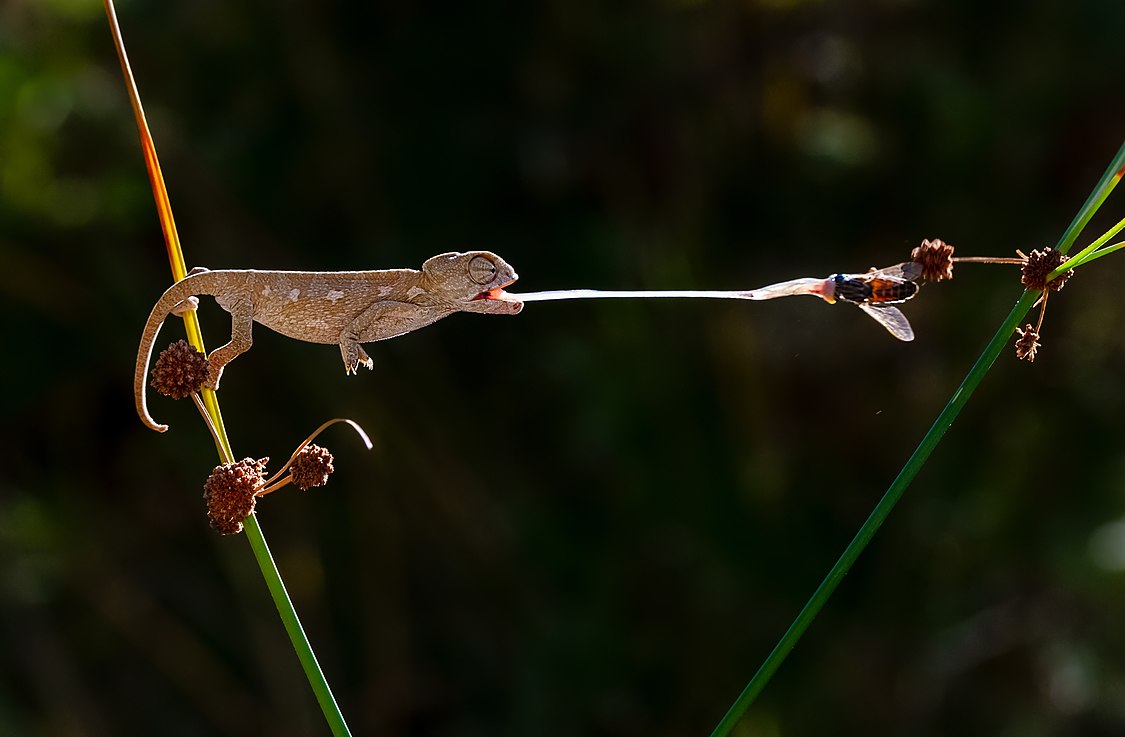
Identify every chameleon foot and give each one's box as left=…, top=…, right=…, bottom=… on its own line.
left=170, top=295, right=200, bottom=317
left=357, top=346, right=373, bottom=371
left=202, top=359, right=224, bottom=391
left=341, top=342, right=373, bottom=375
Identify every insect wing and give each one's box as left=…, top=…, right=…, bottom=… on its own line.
left=859, top=261, right=923, bottom=282
left=856, top=303, right=915, bottom=341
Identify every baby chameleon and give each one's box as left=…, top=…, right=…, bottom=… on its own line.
left=135, top=251, right=523, bottom=432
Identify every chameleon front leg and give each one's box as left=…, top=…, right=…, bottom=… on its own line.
left=205, top=296, right=254, bottom=390
left=338, top=299, right=423, bottom=374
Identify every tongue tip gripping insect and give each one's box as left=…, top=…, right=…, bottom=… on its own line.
left=691, top=260, right=923, bottom=341
left=803, top=261, right=923, bottom=341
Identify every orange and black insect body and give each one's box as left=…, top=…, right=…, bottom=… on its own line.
left=745, top=260, right=922, bottom=341
left=831, top=274, right=919, bottom=305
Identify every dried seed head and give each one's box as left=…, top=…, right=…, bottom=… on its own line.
left=1014, top=324, right=1042, bottom=362
left=910, top=238, right=955, bottom=282
left=151, top=340, right=211, bottom=400
left=203, top=457, right=268, bottom=534
left=290, top=444, right=334, bottom=491
left=1020, top=248, right=1073, bottom=292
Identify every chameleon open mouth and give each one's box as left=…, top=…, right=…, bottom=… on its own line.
left=474, top=283, right=519, bottom=302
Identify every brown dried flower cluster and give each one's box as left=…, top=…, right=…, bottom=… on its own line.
left=150, top=340, right=211, bottom=400
left=290, top=444, right=335, bottom=491
left=1011, top=248, right=1075, bottom=362
left=195, top=419, right=366, bottom=531
left=910, top=238, right=955, bottom=282
left=1020, top=248, right=1073, bottom=292
left=203, top=457, right=268, bottom=535
left=1014, top=324, right=1042, bottom=363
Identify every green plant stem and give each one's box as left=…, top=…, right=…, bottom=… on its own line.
left=710, top=139, right=1125, bottom=737
left=1048, top=151, right=1125, bottom=277
left=708, top=290, right=1038, bottom=737
left=1062, top=215, right=1125, bottom=270
left=104, top=2, right=351, bottom=734
left=1065, top=239, right=1125, bottom=268
left=242, top=515, right=351, bottom=735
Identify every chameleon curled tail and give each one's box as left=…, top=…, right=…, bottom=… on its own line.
left=135, top=269, right=242, bottom=433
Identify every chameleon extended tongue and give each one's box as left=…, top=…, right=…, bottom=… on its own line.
left=496, top=288, right=756, bottom=302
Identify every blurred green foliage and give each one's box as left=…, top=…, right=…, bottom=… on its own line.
left=3, top=0, right=1125, bottom=735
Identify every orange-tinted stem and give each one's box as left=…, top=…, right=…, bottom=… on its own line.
left=103, top=0, right=186, bottom=282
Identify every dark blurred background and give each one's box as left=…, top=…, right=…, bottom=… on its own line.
left=4, top=0, right=1125, bottom=735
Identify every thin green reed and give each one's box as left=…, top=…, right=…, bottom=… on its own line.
left=710, top=141, right=1125, bottom=737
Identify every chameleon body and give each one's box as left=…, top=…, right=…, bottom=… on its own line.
left=136, top=251, right=522, bottom=432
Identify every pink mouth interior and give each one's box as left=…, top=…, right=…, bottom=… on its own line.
left=475, top=283, right=517, bottom=301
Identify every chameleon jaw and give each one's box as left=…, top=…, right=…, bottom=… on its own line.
left=477, top=287, right=517, bottom=302
left=473, top=278, right=521, bottom=303
left=470, top=280, right=523, bottom=313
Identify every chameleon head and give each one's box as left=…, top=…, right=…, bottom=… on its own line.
left=422, top=251, right=523, bottom=314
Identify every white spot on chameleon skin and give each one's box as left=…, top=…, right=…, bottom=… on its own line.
left=406, top=287, right=425, bottom=299
left=288, top=289, right=300, bottom=302
left=376, top=286, right=391, bottom=297
left=262, top=285, right=271, bottom=296
left=326, top=289, right=345, bottom=304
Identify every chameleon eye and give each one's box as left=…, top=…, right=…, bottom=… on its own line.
left=468, top=256, right=497, bottom=284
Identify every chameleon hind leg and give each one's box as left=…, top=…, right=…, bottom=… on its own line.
left=204, top=297, right=254, bottom=390
left=169, top=268, right=207, bottom=317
